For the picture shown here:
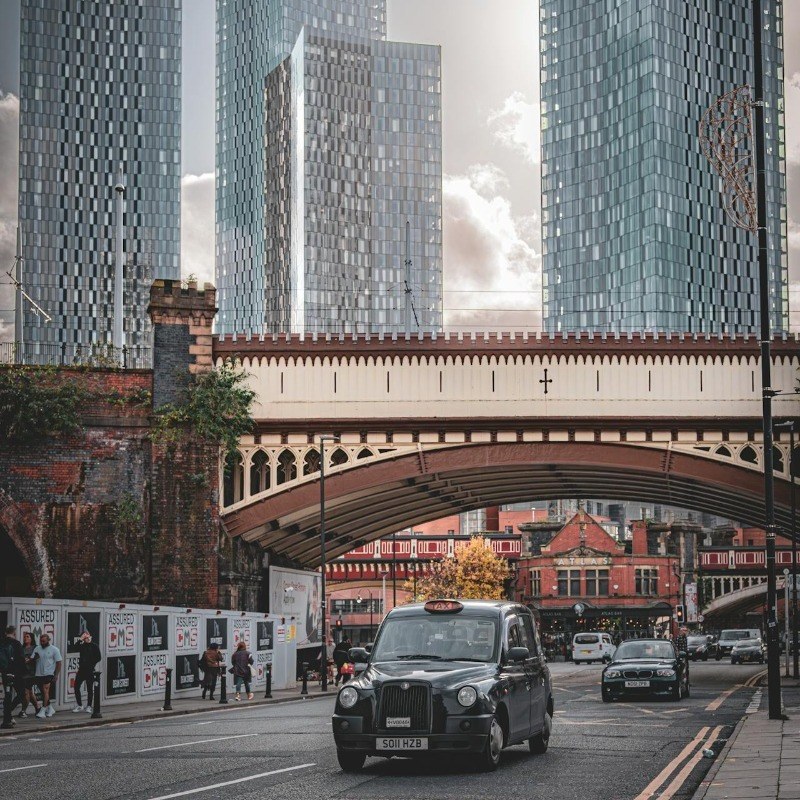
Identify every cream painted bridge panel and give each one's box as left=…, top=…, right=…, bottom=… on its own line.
left=229, top=351, right=800, bottom=421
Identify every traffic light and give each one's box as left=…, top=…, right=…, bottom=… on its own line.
left=675, top=605, right=685, bottom=624
left=335, top=616, right=343, bottom=629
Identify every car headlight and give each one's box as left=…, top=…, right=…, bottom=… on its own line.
left=457, top=686, right=478, bottom=707
left=338, top=686, right=359, bottom=709
left=604, top=669, right=621, bottom=679
left=656, top=669, right=676, bottom=677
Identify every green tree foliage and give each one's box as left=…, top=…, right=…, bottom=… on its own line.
left=408, top=536, right=510, bottom=601
left=151, top=361, right=255, bottom=456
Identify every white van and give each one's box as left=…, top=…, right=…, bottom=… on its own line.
left=572, top=632, right=616, bottom=664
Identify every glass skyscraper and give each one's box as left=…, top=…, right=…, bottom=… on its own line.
left=540, top=0, right=787, bottom=334
left=18, top=0, right=181, bottom=353
left=216, top=0, right=442, bottom=335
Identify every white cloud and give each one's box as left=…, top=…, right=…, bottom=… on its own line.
left=443, top=164, right=541, bottom=330
left=487, top=91, right=540, bottom=165
left=180, top=172, right=215, bottom=286
left=0, top=92, right=19, bottom=343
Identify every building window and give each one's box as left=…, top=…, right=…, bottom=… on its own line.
left=635, top=569, right=658, bottom=596
left=331, top=598, right=383, bottom=614
left=557, top=569, right=581, bottom=596
left=530, top=569, right=541, bottom=597
left=586, top=569, right=609, bottom=596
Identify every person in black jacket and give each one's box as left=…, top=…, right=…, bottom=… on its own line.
left=73, top=631, right=101, bottom=712
left=2, top=625, right=26, bottom=720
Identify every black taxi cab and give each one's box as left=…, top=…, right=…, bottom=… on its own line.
left=331, top=599, right=553, bottom=772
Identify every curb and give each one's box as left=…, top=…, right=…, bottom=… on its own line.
left=689, top=714, right=748, bottom=800
left=0, top=691, right=331, bottom=737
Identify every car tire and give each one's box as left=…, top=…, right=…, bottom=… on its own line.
left=703, top=654, right=708, bottom=662
left=529, top=709, right=552, bottom=754
left=671, top=680, right=682, bottom=701
left=684, top=679, right=690, bottom=698
left=731, top=657, right=739, bottom=665
left=715, top=653, right=722, bottom=661
left=602, top=689, right=613, bottom=703
left=479, top=715, right=505, bottom=771
left=337, top=749, right=366, bottom=773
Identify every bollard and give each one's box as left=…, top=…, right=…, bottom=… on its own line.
left=1, top=674, right=15, bottom=729
left=162, top=667, right=173, bottom=711
left=264, top=663, right=273, bottom=699
left=300, top=662, right=309, bottom=696
left=91, top=671, right=102, bottom=719
left=218, top=669, right=228, bottom=705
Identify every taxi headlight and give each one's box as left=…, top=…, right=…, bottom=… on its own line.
left=604, top=669, right=621, bottom=679
left=338, top=686, right=359, bottom=709
left=457, top=685, right=478, bottom=707
left=656, top=669, right=676, bottom=677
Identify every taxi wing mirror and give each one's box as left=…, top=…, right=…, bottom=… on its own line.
left=364, top=642, right=373, bottom=653
left=506, top=646, right=529, bottom=663
left=678, top=650, right=688, bottom=659
left=349, top=647, right=369, bottom=663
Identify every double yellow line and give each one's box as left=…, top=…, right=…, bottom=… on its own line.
left=743, top=669, right=767, bottom=688
left=633, top=725, right=724, bottom=800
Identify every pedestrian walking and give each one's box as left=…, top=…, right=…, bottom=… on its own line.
left=72, top=631, right=101, bottom=712
left=333, top=637, right=351, bottom=687
left=200, top=642, right=223, bottom=700
left=32, top=633, right=62, bottom=718
left=1, top=626, right=26, bottom=722
left=18, top=631, right=39, bottom=718
left=231, top=641, right=254, bottom=701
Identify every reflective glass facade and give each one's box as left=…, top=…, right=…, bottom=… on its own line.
left=216, top=0, right=442, bottom=334
left=18, top=0, right=182, bottom=351
left=541, top=0, right=787, bottom=334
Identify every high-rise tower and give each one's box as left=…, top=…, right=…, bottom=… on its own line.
left=540, top=0, right=787, bottom=334
left=17, top=0, right=182, bottom=357
left=216, top=0, right=442, bottom=335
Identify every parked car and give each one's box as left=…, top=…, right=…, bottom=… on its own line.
left=601, top=638, right=689, bottom=702
left=332, top=599, right=553, bottom=773
left=686, top=634, right=717, bottom=661
left=571, top=632, right=616, bottom=664
left=731, top=637, right=766, bottom=664
left=716, top=629, right=761, bottom=660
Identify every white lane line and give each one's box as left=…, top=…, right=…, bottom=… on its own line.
left=746, top=688, right=762, bottom=714
left=196, top=721, right=215, bottom=726
left=658, top=726, right=724, bottom=800
left=134, top=733, right=258, bottom=753
left=144, top=763, right=316, bottom=800
left=0, top=764, right=48, bottom=774
left=633, top=726, right=710, bottom=800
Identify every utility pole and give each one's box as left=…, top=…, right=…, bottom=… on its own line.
left=14, top=227, right=23, bottom=348
left=404, top=220, right=413, bottom=333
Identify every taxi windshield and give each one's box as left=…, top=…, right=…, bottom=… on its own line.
left=371, top=615, right=498, bottom=663
left=614, top=641, right=675, bottom=661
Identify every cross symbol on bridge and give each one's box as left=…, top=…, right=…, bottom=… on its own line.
left=539, top=368, right=553, bottom=395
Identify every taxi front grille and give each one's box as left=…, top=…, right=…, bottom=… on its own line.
left=378, top=683, right=431, bottom=733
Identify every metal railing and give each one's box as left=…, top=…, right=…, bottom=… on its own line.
left=0, top=341, right=152, bottom=369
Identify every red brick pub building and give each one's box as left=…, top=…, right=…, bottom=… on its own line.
left=515, top=511, right=679, bottom=640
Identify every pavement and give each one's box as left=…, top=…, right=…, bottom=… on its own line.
left=691, top=676, right=800, bottom=800
left=0, top=680, right=331, bottom=736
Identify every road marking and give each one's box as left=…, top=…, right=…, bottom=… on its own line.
left=705, top=686, right=739, bottom=711
left=744, top=669, right=767, bottom=688
left=144, top=763, right=316, bottom=800
left=657, top=726, right=724, bottom=800
left=746, top=688, right=762, bottom=714
left=196, top=721, right=215, bottom=726
left=633, top=726, right=710, bottom=800
left=0, top=764, right=48, bottom=774
left=134, top=733, right=259, bottom=753
left=559, top=720, right=669, bottom=728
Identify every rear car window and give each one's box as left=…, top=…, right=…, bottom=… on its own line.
left=574, top=634, right=600, bottom=644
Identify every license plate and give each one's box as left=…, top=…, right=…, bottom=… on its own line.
left=582, top=649, right=592, bottom=654
left=625, top=680, right=650, bottom=688
left=377, top=737, right=428, bottom=750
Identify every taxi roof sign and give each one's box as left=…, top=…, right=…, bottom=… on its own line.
left=424, top=600, right=464, bottom=613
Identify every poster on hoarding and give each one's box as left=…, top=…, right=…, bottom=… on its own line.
left=142, top=614, right=169, bottom=652
left=16, top=606, right=58, bottom=642
left=254, top=650, right=273, bottom=683
left=67, top=611, right=101, bottom=653
left=269, top=567, right=321, bottom=648
left=65, top=654, right=80, bottom=699
left=206, top=617, right=228, bottom=651
left=141, top=652, right=168, bottom=695
left=106, top=611, right=136, bottom=654
left=232, top=618, right=252, bottom=649
left=106, top=655, right=136, bottom=697
left=684, top=583, right=699, bottom=624
left=257, top=621, right=274, bottom=651
left=175, top=654, right=200, bottom=691
left=175, top=615, right=200, bottom=654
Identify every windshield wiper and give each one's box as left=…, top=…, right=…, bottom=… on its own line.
left=396, top=654, right=443, bottom=660
left=444, top=657, right=487, bottom=662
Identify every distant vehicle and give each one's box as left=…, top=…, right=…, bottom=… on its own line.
left=716, top=629, right=761, bottom=660
left=686, top=634, right=717, bottom=661
left=571, top=632, right=616, bottom=664
left=331, top=599, right=553, bottom=772
left=601, top=638, right=689, bottom=702
left=731, top=637, right=766, bottom=664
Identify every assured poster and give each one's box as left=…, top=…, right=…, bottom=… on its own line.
left=269, top=567, right=321, bottom=648
left=106, top=611, right=136, bottom=654
left=175, top=615, right=200, bottom=654
left=232, top=618, right=252, bottom=650
left=16, top=605, right=59, bottom=641
left=141, top=652, right=168, bottom=695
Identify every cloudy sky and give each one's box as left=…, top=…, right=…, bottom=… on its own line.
left=1, top=0, right=799, bottom=337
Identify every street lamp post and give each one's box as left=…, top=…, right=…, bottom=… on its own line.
left=357, top=591, right=374, bottom=642
left=775, top=420, right=799, bottom=679
left=318, top=434, right=340, bottom=693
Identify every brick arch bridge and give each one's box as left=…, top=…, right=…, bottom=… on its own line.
left=214, top=332, right=800, bottom=569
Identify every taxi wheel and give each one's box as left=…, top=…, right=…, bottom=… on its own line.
left=529, top=710, right=551, bottom=754
left=684, top=679, right=690, bottom=698
left=670, top=680, right=682, bottom=701
left=479, top=715, right=504, bottom=771
left=337, top=749, right=366, bottom=773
